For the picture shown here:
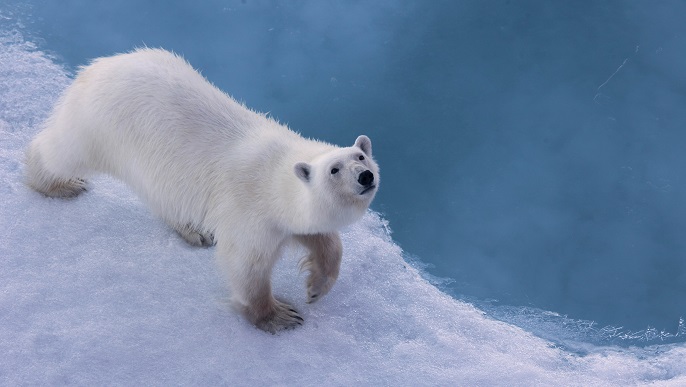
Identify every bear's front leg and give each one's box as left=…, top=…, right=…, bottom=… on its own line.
left=241, top=288, right=304, bottom=334
left=295, top=233, right=342, bottom=303
left=218, top=243, right=303, bottom=333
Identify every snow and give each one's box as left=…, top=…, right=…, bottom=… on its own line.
left=1, top=29, right=686, bottom=386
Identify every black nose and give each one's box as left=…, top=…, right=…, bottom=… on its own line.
left=358, top=170, right=374, bottom=186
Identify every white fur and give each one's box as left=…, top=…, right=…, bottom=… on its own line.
left=25, top=48, right=379, bottom=333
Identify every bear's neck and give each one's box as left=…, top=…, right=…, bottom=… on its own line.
left=273, top=143, right=337, bottom=235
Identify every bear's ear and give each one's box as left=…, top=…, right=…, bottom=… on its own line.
left=354, top=135, right=372, bottom=156
left=294, top=162, right=311, bottom=183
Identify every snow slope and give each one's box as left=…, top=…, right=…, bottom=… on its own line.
left=1, top=29, right=686, bottom=386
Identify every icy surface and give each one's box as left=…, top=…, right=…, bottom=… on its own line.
left=2, top=29, right=686, bottom=386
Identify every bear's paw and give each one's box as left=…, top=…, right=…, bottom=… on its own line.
left=306, top=273, right=337, bottom=304
left=255, top=300, right=304, bottom=334
left=174, top=224, right=215, bottom=247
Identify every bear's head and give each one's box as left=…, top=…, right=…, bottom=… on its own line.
left=294, top=135, right=379, bottom=230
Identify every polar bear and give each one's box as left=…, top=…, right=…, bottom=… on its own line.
left=25, top=48, right=379, bottom=333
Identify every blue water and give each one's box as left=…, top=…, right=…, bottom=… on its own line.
left=10, top=0, right=686, bottom=345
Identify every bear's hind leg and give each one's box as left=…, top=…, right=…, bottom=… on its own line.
left=295, top=233, right=342, bottom=303
left=25, top=140, right=88, bottom=198
left=174, top=223, right=215, bottom=247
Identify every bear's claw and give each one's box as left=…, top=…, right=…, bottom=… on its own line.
left=36, top=177, right=88, bottom=198
left=255, top=300, right=304, bottom=334
left=306, top=273, right=336, bottom=304
left=174, top=224, right=215, bottom=247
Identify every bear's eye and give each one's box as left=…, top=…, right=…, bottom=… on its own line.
left=359, top=155, right=365, bottom=161
left=331, top=168, right=339, bottom=175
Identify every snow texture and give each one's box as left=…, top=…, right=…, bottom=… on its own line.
left=1, top=30, right=686, bottom=386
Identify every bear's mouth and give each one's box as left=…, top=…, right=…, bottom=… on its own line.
left=359, top=185, right=376, bottom=195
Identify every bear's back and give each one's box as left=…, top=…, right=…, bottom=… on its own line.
left=58, top=49, right=310, bottom=223
left=77, top=48, right=259, bottom=141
